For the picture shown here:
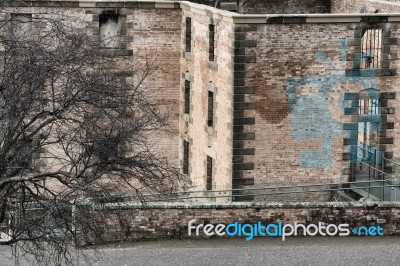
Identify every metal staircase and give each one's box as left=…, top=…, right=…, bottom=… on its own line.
left=351, top=145, right=400, bottom=201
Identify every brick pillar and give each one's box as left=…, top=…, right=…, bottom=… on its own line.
left=232, top=25, right=257, bottom=201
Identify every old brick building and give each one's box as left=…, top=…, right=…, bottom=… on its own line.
left=180, top=0, right=400, bottom=202
left=6, top=0, right=400, bottom=202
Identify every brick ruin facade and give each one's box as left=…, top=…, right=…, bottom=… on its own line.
left=7, top=0, right=400, bottom=202
left=75, top=201, right=400, bottom=245
left=0, top=1, right=183, bottom=172
left=180, top=1, right=400, bottom=202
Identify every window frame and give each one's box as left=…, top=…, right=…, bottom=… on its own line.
left=206, top=155, right=213, bottom=190
left=9, top=13, right=33, bottom=42
left=208, top=24, right=215, bottom=62
left=185, top=17, right=192, bottom=53
left=360, top=29, right=382, bottom=69
left=183, top=140, right=189, bottom=175
left=99, top=13, right=121, bottom=49
left=207, top=90, right=214, bottom=127
left=184, top=80, right=191, bottom=114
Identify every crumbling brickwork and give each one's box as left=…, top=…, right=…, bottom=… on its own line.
left=75, top=202, right=400, bottom=245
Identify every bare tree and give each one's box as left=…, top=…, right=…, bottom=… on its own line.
left=0, top=11, right=179, bottom=266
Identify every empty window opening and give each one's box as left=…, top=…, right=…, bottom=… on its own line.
left=361, top=29, right=382, bottom=69
left=357, top=95, right=380, bottom=161
left=207, top=91, right=214, bottom=127
left=185, top=17, right=192, bottom=52
left=209, top=24, right=215, bottom=61
left=206, top=156, right=213, bottom=190
left=184, top=80, right=190, bottom=114
left=10, top=14, right=32, bottom=42
left=183, top=140, right=189, bottom=174
left=89, top=70, right=128, bottom=109
left=99, top=14, right=120, bottom=48
left=92, top=136, right=121, bottom=161
left=358, top=97, right=379, bottom=116
left=19, top=136, right=40, bottom=169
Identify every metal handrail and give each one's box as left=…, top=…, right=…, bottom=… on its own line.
left=357, top=145, right=376, bottom=154
left=357, top=161, right=392, bottom=178
left=86, top=179, right=398, bottom=201
left=146, top=184, right=400, bottom=201
left=383, top=157, right=400, bottom=168
left=99, top=178, right=397, bottom=202
left=356, top=144, right=400, bottom=168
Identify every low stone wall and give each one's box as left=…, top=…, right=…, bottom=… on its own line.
left=75, top=202, right=400, bottom=245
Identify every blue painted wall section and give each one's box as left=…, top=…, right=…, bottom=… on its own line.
left=286, top=40, right=381, bottom=168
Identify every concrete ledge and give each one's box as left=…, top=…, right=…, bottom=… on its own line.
left=79, top=0, right=95, bottom=8
left=155, top=2, right=180, bottom=9
left=6, top=1, right=400, bottom=25
left=306, top=15, right=362, bottom=23
left=265, top=14, right=400, bottom=24
left=11, top=0, right=181, bottom=9
left=180, top=1, right=400, bottom=24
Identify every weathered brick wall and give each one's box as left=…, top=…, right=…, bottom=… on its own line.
left=75, top=202, right=400, bottom=245
left=361, top=0, right=400, bottom=13
left=5, top=1, right=400, bottom=202
left=239, top=0, right=331, bottom=14
left=331, top=0, right=400, bottom=13
left=381, top=26, right=400, bottom=182
left=127, top=7, right=182, bottom=165
left=331, top=0, right=365, bottom=13
left=233, top=17, right=399, bottom=199
left=1, top=1, right=182, bottom=169
left=178, top=1, right=400, bottom=202
left=236, top=23, right=352, bottom=196
left=247, top=192, right=332, bottom=202
left=179, top=3, right=235, bottom=198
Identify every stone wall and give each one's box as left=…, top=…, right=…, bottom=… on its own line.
left=75, top=202, right=400, bottom=245
left=127, top=6, right=182, bottom=166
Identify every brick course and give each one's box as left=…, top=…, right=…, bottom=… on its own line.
left=75, top=202, right=400, bottom=245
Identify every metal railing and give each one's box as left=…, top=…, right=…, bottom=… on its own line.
left=351, top=145, right=400, bottom=201
left=79, top=178, right=399, bottom=203
left=66, top=144, right=400, bottom=203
